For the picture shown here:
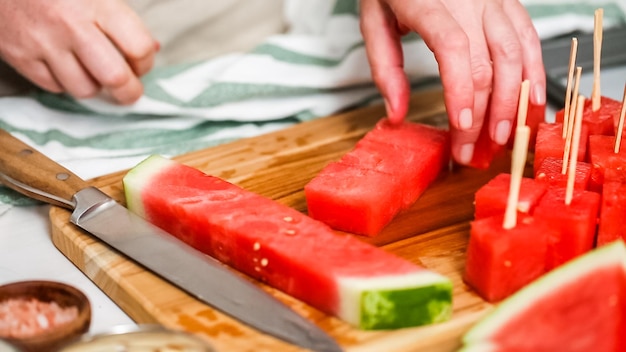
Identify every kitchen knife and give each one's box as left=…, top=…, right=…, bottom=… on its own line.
left=0, top=129, right=342, bottom=352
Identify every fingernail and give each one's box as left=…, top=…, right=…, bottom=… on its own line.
left=532, top=82, right=546, bottom=105
left=458, top=143, right=474, bottom=164
left=459, top=108, right=473, bottom=130
left=494, top=120, right=512, bottom=145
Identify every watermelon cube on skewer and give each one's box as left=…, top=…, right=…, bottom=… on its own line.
left=534, top=156, right=591, bottom=191
left=474, top=173, right=547, bottom=220
left=597, top=168, right=626, bottom=246
left=533, top=188, right=601, bottom=270
left=555, top=96, right=622, bottom=136
left=587, top=134, right=626, bottom=193
left=123, top=155, right=454, bottom=330
left=533, top=122, right=588, bottom=175
left=463, top=213, right=551, bottom=303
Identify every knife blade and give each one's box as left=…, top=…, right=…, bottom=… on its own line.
left=0, top=129, right=342, bottom=352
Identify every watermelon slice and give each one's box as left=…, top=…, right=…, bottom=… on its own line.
left=555, top=96, right=623, bottom=136
left=534, top=188, right=601, bottom=270
left=123, top=155, right=453, bottom=330
left=532, top=122, right=588, bottom=175
left=534, top=156, right=591, bottom=191
left=461, top=240, right=626, bottom=352
left=463, top=214, right=551, bottom=303
left=597, top=168, right=626, bottom=246
left=305, top=119, right=449, bottom=236
left=473, top=173, right=547, bottom=219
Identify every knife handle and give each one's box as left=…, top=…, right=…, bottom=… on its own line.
left=0, top=129, right=90, bottom=209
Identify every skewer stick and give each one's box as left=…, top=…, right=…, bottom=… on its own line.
left=615, top=83, right=626, bottom=153
left=566, top=95, right=585, bottom=205
left=503, top=81, right=531, bottom=230
left=591, top=8, right=603, bottom=112
left=562, top=67, right=583, bottom=174
left=562, top=37, right=579, bottom=138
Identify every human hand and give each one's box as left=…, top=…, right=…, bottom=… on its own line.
left=360, top=0, right=546, bottom=165
left=0, top=0, right=158, bottom=104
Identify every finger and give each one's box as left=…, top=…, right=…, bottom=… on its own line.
left=387, top=0, right=477, bottom=163
left=12, top=59, right=64, bottom=93
left=97, top=1, right=156, bottom=77
left=72, top=25, right=143, bottom=104
left=503, top=0, right=546, bottom=106
left=46, top=51, right=100, bottom=99
left=483, top=1, right=523, bottom=145
left=360, top=0, right=410, bottom=123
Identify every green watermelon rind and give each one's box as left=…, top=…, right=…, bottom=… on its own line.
left=123, top=155, right=454, bottom=330
left=461, top=240, right=626, bottom=347
left=340, top=271, right=453, bottom=329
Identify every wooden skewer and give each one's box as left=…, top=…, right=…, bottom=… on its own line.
left=615, top=83, right=626, bottom=153
left=566, top=94, right=585, bottom=205
left=592, top=8, right=603, bottom=112
left=503, top=81, right=531, bottom=230
left=562, top=37, right=579, bottom=139
left=562, top=67, right=583, bottom=175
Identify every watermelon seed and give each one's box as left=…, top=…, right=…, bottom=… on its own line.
left=253, top=242, right=261, bottom=251
left=260, top=258, right=268, bottom=267
left=284, top=229, right=297, bottom=236
left=254, top=266, right=261, bottom=272
left=283, top=216, right=294, bottom=222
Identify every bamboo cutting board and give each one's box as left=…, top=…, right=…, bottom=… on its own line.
left=50, top=89, right=512, bottom=352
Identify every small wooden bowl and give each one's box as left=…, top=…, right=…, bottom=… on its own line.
left=0, top=280, right=91, bottom=352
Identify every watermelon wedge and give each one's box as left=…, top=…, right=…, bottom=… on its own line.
left=460, top=240, right=626, bottom=352
left=123, top=155, right=453, bottom=330
left=305, top=119, right=449, bottom=236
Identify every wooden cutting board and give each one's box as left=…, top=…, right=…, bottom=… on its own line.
left=50, top=88, right=513, bottom=352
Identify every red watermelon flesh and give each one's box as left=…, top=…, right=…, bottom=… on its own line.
left=534, top=188, right=601, bottom=270
left=587, top=135, right=626, bottom=193
left=474, top=173, right=547, bottom=219
left=305, top=119, right=449, bottom=236
left=468, top=114, right=506, bottom=169
left=461, top=240, right=626, bottom=352
left=534, top=156, right=591, bottom=191
left=597, top=168, right=626, bottom=247
left=555, top=96, right=622, bottom=136
left=304, top=161, right=402, bottom=236
left=123, top=155, right=454, bottom=330
left=533, top=122, right=588, bottom=175
left=463, top=214, right=551, bottom=303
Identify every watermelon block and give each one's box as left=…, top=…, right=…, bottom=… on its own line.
left=463, top=214, right=551, bottom=303
left=534, top=156, right=591, bottom=191
left=474, top=173, right=547, bottom=219
left=555, top=96, right=623, bottom=136
left=597, top=168, right=626, bottom=247
left=123, top=155, right=453, bottom=330
left=468, top=114, right=505, bottom=169
left=507, top=102, right=546, bottom=151
left=534, top=188, right=601, bottom=270
left=305, top=119, right=449, bottom=236
left=461, top=240, right=626, bottom=352
left=532, top=122, right=588, bottom=175
left=587, top=135, right=626, bottom=193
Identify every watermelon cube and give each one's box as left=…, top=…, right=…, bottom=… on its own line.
left=474, top=173, right=547, bottom=219
left=555, top=96, right=623, bottom=136
left=507, top=102, right=546, bottom=151
left=534, top=156, right=591, bottom=191
left=468, top=113, right=505, bottom=169
left=461, top=240, right=626, bottom=352
left=305, top=119, right=449, bottom=236
left=534, top=188, right=601, bottom=270
left=597, top=168, right=626, bottom=246
left=463, top=214, right=551, bottom=303
left=532, top=122, right=588, bottom=175
left=587, top=135, right=626, bottom=193
left=124, top=155, right=454, bottom=330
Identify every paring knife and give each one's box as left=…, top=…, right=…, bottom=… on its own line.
left=0, top=129, right=342, bottom=352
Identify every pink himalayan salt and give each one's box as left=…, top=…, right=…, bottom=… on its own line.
left=0, top=298, right=78, bottom=339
